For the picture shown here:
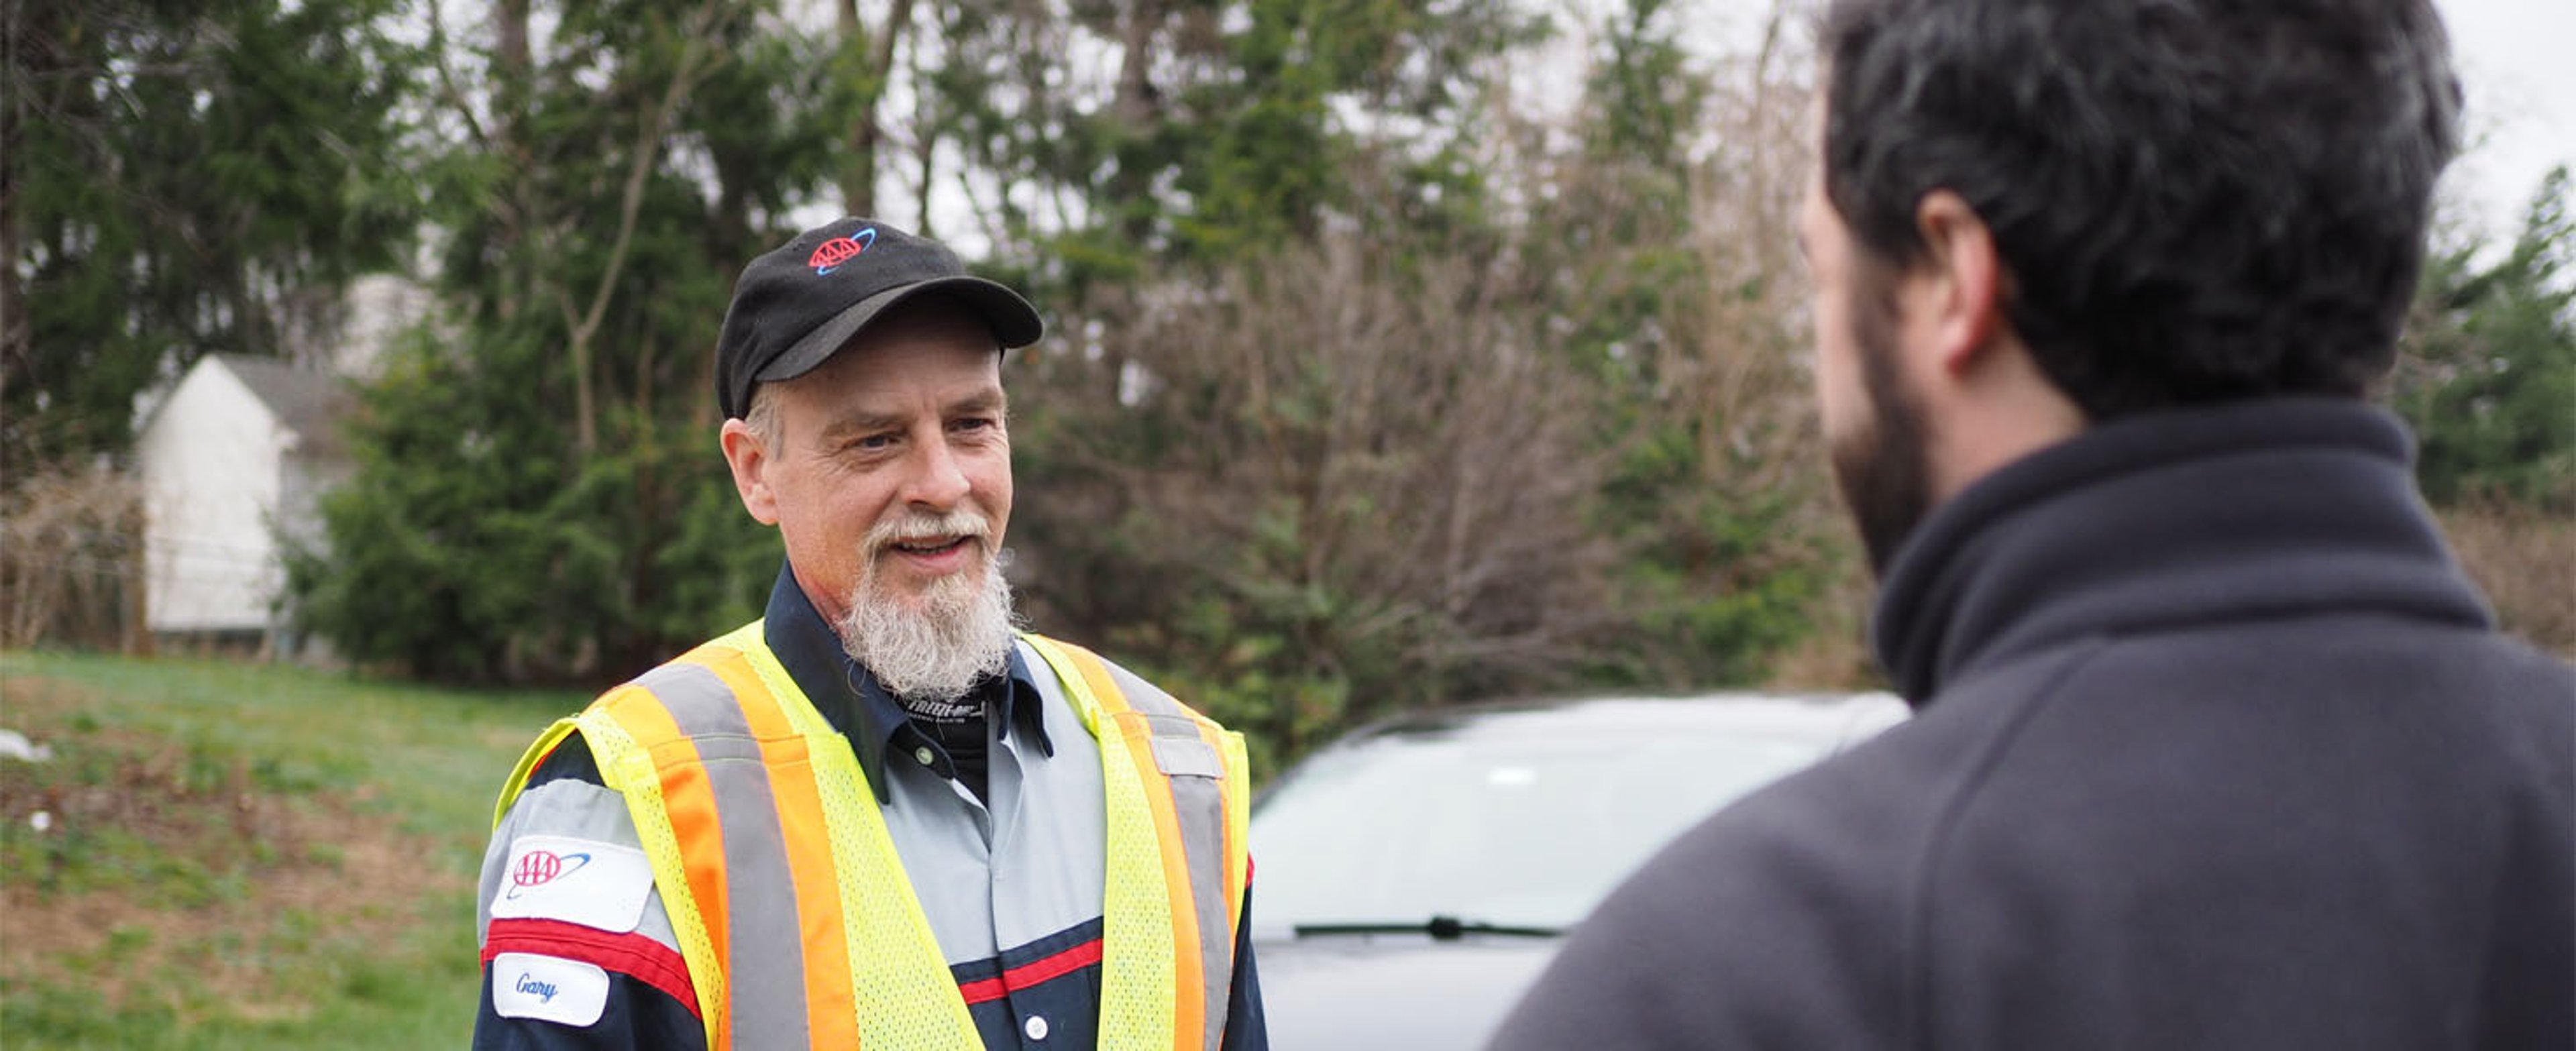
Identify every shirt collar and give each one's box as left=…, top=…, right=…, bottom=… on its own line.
left=759, top=561, right=1053, bottom=803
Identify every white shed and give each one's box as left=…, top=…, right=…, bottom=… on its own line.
left=136, top=354, right=356, bottom=648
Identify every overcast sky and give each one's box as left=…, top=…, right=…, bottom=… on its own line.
left=2433, top=0, right=2575, bottom=238
left=1586, top=0, right=2570, bottom=241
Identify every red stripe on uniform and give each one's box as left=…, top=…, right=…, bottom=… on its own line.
left=957, top=938, right=1106, bottom=1005
left=484, top=917, right=700, bottom=1019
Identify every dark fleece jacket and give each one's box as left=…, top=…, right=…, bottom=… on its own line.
left=1492, top=398, right=2575, bottom=1050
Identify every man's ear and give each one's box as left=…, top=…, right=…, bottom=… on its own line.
left=1911, top=189, right=2007, bottom=376
left=719, top=418, right=782, bottom=525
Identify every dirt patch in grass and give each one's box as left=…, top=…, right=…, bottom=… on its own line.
left=1, top=673, right=470, bottom=1021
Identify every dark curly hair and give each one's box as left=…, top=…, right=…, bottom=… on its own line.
left=1820, top=0, right=2463, bottom=420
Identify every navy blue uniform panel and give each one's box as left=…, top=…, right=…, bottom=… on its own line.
left=1222, top=885, right=1269, bottom=1050
left=472, top=962, right=705, bottom=1051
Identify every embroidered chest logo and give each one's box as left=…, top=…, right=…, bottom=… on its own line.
left=506, top=848, right=592, bottom=898
left=808, top=228, right=877, bottom=275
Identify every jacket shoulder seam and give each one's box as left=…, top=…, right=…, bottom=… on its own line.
left=1904, top=635, right=2112, bottom=1051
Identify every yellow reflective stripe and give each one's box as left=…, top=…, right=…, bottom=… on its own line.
left=492, top=717, right=582, bottom=830
left=496, top=700, right=727, bottom=1046
left=1097, top=661, right=1232, bottom=1051
left=1028, top=634, right=1254, bottom=1050
left=1025, top=632, right=1106, bottom=737
left=1022, top=632, right=1095, bottom=732
left=1183, top=716, right=1246, bottom=949
left=1102, top=664, right=1231, bottom=1051
left=1024, top=634, right=1183, bottom=1051
left=719, top=622, right=830, bottom=740
left=1113, top=704, right=1205, bottom=1051
left=721, top=622, right=981, bottom=1049
left=653, top=654, right=822, bottom=1050
left=1219, top=728, right=1252, bottom=943
left=543, top=626, right=1239, bottom=1051
left=572, top=700, right=729, bottom=1051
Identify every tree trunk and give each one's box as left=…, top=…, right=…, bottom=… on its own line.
left=1113, top=0, right=1165, bottom=131
left=0, top=0, right=49, bottom=430
left=839, top=0, right=916, bottom=219
left=493, top=0, right=533, bottom=324
left=496, top=0, right=531, bottom=120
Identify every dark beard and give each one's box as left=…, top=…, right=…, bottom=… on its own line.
left=1829, top=280, right=1934, bottom=578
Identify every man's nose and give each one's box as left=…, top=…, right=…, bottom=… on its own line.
left=900, top=434, right=972, bottom=510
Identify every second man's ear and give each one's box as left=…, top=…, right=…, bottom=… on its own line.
left=1911, top=189, right=2008, bottom=376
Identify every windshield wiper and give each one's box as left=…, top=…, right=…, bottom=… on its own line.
left=1291, top=915, right=1565, bottom=941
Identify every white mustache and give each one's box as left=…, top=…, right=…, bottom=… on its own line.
left=841, top=507, right=1021, bottom=703
left=865, top=510, right=991, bottom=550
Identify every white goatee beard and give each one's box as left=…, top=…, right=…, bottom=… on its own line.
left=837, top=512, right=1022, bottom=704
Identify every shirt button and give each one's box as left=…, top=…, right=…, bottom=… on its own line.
left=914, top=746, right=936, bottom=767
left=1024, top=1015, right=1049, bottom=1041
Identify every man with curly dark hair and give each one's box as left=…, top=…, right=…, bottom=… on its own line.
left=1493, top=1, right=2574, bottom=1048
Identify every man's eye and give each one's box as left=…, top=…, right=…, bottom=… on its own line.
left=954, top=417, right=995, bottom=432
left=852, top=433, right=896, bottom=450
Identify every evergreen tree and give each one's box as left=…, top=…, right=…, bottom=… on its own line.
left=1, top=0, right=418, bottom=473
left=2398, top=167, right=2576, bottom=510
left=292, top=0, right=839, bottom=681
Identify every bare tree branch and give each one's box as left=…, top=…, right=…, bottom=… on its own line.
left=562, top=0, right=736, bottom=453
left=422, top=0, right=493, bottom=152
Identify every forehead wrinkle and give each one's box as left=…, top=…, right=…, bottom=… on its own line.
left=812, top=406, right=906, bottom=443
left=806, top=380, right=1007, bottom=443
left=952, top=385, right=1008, bottom=417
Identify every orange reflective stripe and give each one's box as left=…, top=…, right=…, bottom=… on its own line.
left=535, top=628, right=1244, bottom=1051
left=686, top=645, right=860, bottom=1050
left=597, top=683, right=735, bottom=1050
left=1195, top=719, right=1244, bottom=946
left=1128, top=710, right=1208, bottom=1051
left=1073, top=654, right=1207, bottom=1051
left=1098, top=659, right=1235, bottom=1051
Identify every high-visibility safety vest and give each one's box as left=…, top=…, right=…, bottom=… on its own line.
left=490, top=623, right=1253, bottom=1050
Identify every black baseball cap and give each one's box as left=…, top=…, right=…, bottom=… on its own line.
left=714, top=217, right=1043, bottom=419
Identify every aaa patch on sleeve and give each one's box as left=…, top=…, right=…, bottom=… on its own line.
left=491, top=952, right=610, bottom=1027
left=489, top=834, right=654, bottom=934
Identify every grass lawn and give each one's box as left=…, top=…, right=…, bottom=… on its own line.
left=0, top=650, right=586, bottom=1050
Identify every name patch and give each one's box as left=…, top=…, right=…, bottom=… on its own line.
left=490, top=835, right=654, bottom=933
left=492, top=952, right=610, bottom=1026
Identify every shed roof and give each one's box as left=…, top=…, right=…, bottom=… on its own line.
left=211, top=354, right=356, bottom=457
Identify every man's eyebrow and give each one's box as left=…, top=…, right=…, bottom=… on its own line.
left=951, top=389, right=1008, bottom=416
left=812, top=390, right=1007, bottom=443
left=815, top=410, right=905, bottom=443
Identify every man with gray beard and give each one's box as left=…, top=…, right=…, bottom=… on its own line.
left=472, top=219, right=1269, bottom=1051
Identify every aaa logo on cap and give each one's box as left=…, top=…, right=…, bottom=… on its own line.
left=808, top=227, right=877, bottom=275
